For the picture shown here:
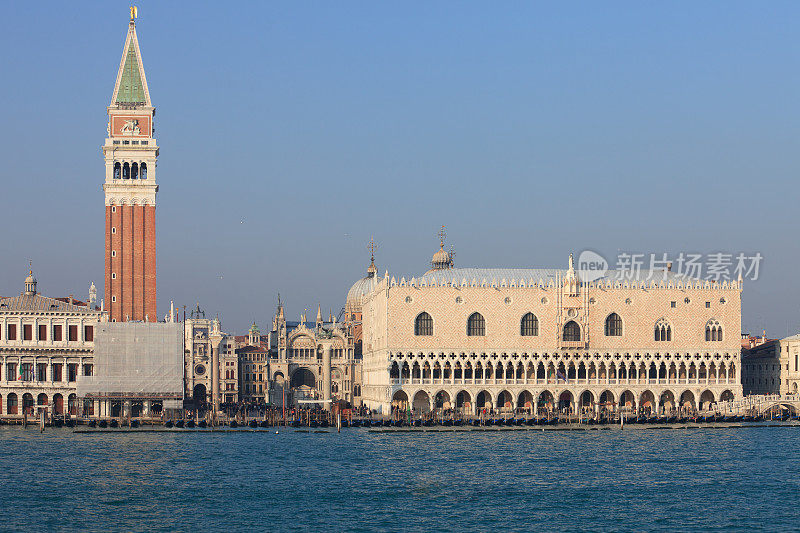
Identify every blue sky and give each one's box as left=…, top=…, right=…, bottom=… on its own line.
left=1, top=2, right=798, bottom=335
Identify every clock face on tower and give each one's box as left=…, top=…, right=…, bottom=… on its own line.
left=111, top=115, right=151, bottom=137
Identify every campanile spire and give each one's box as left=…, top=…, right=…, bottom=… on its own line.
left=102, top=7, right=158, bottom=322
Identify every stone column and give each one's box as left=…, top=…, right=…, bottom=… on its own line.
left=210, top=334, right=222, bottom=416
left=323, top=345, right=332, bottom=408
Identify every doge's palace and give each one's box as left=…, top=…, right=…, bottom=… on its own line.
left=360, top=235, right=743, bottom=416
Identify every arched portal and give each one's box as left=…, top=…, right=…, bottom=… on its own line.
left=193, top=384, right=207, bottom=406
left=558, top=391, right=574, bottom=412
left=518, top=390, right=534, bottom=413
left=639, top=390, right=655, bottom=414
left=699, top=390, right=715, bottom=410
left=290, top=368, right=316, bottom=389
left=67, top=394, right=77, bottom=416
left=599, top=390, right=615, bottom=409
left=412, top=391, right=431, bottom=414
left=619, top=390, right=635, bottom=409
left=476, top=390, right=492, bottom=409
left=497, top=390, right=513, bottom=411
left=659, top=390, right=675, bottom=412
left=22, top=393, right=34, bottom=415
left=392, top=390, right=409, bottom=410
left=579, top=390, right=594, bottom=412
left=679, top=390, right=696, bottom=411
left=53, top=393, right=64, bottom=415
left=538, top=390, right=554, bottom=411
left=37, top=393, right=48, bottom=409
left=456, top=390, right=472, bottom=412
left=434, top=390, right=451, bottom=410
left=7, top=393, right=18, bottom=415
left=720, top=390, right=734, bottom=402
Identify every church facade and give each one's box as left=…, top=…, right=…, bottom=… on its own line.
left=360, top=239, right=743, bottom=416
left=263, top=302, right=363, bottom=407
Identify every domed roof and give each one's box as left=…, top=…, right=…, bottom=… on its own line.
left=23, top=270, right=37, bottom=296
left=429, top=226, right=453, bottom=272
left=431, top=246, right=450, bottom=267
left=346, top=272, right=376, bottom=313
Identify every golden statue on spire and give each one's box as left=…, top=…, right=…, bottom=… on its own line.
left=130, top=6, right=138, bottom=22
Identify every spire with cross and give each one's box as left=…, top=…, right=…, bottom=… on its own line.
left=366, top=237, right=378, bottom=276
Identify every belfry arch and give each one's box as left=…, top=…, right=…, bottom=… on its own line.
left=290, top=368, right=317, bottom=389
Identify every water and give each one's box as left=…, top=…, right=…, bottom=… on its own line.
left=1, top=425, right=799, bottom=532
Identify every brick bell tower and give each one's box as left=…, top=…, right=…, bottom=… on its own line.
left=103, top=7, right=158, bottom=322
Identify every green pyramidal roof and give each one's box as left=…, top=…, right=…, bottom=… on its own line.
left=116, top=39, right=146, bottom=104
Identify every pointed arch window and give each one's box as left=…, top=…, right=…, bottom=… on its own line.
left=520, top=313, right=538, bottom=336
left=467, top=312, right=485, bottom=337
left=563, top=320, right=581, bottom=342
left=705, top=320, right=723, bottom=341
left=414, top=312, right=433, bottom=336
left=605, top=313, right=622, bottom=336
left=655, top=319, right=672, bottom=342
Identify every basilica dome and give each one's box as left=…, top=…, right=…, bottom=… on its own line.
left=345, top=260, right=377, bottom=314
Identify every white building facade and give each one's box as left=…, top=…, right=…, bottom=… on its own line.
left=360, top=244, right=743, bottom=416
left=0, top=272, right=106, bottom=419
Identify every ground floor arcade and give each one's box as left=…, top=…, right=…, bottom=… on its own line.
left=387, top=385, right=739, bottom=416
